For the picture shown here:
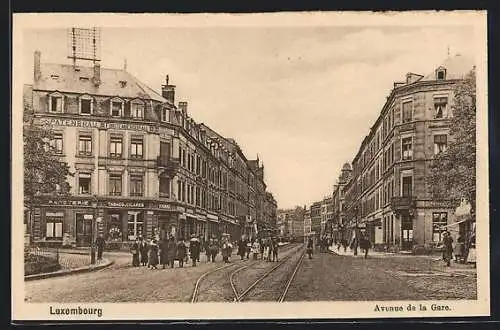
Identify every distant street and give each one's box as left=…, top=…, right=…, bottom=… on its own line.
left=25, top=246, right=476, bottom=303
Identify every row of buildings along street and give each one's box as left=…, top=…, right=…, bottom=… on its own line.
left=24, top=50, right=278, bottom=249
left=278, top=53, right=476, bottom=253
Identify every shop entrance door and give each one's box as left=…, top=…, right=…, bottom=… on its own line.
left=401, top=214, right=413, bottom=251
left=76, top=214, right=93, bottom=246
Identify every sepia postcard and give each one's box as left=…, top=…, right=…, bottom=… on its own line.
left=12, top=11, right=489, bottom=321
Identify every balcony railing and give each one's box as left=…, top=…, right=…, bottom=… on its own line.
left=390, top=196, right=416, bottom=211
left=157, top=156, right=180, bottom=176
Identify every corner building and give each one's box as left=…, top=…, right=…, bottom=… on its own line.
left=342, top=54, right=474, bottom=251
left=25, top=52, right=276, bottom=247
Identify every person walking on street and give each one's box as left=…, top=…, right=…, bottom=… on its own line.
left=165, top=236, right=177, bottom=268
left=307, top=237, right=313, bottom=259
left=360, top=234, right=371, bottom=259
left=259, top=238, right=265, bottom=260
left=252, top=239, right=261, bottom=260
left=246, top=240, right=252, bottom=259
left=95, top=234, right=105, bottom=262
left=454, top=233, right=466, bottom=263
left=209, top=237, right=219, bottom=263
left=271, top=237, right=279, bottom=262
left=441, top=231, right=454, bottom=267
left=139, top=237, right=148, bottom=266
left=177, top=238, right=187, bottom=268
left=131, top=239, right=140, bottom=267
left=189, top=234, right=201, bottom=267
left=238, top=237, right=247, bottom=260
left=148, top=240, right=159, bottom=270
left=159, top=237, right=169, bottom=269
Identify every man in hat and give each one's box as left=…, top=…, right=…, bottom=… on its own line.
left=189, top=234, right=201, bottom=267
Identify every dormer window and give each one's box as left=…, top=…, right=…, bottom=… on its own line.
left=130, top=100, right=144, bottom=119
left=48, top=92, right=64, bottom=113
left=79, top=95, right=94, bottom=115
left=436, top=67, right=447, bottom=80
left=161, top=108, right=170, bottom=122
left=110, top=98, right=124, bottom=117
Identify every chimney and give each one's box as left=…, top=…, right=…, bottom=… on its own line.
left=161, top=75, right=176, bottom=104
left=34, top=50, right=41, bottom=82
left=93, top=63, right=101, bottom=86
left=178, top=101, right=188, bottom=116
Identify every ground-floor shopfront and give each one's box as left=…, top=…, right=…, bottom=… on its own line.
left=28, top=197, right=242, bottom=247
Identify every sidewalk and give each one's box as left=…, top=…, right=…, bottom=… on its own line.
left=25, top=258, right=114, bottom=281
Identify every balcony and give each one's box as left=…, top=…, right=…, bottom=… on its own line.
left=157, top=156, right=180, bottom=177
left=390, top=196, right=416, bottom=212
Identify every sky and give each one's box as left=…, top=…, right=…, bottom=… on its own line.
left=22, top=24, right=475, bottom=209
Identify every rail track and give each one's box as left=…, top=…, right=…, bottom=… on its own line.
left=190, top=243, right=302, bottom=303
left=230, top=245, right=305, bottom=302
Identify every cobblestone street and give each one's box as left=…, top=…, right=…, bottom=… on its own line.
left=284, top=251, right=477, bottom=301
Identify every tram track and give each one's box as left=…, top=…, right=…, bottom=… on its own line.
left=190, top=243, right=302, bottom=303
left=231, top=246, right=305, bottom=302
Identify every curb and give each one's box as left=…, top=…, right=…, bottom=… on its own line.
left=24, top=259, right=114, bottom=281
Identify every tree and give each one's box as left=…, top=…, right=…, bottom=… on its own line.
left=428, top=69, right=476, bottom=213
left=24, top=100, right=73, bottom=239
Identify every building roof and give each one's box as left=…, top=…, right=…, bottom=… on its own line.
left=34, top=63, right=168, bottom=104
left=422, top=54, right=474, bottom=81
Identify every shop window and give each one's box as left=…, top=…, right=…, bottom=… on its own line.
left=45, top=212, right=64, bottom=240
left=432, top=212, right=448, bottom=242
left=78, top=134, right=92, bottom=156
left=109, top=174, right=122, bottom=196
left=110, top=136, right=123, bottom=158
left=131, top=102, right=144, bottom=119
left=130, top=175, right=144, bottom=197
left=402, top=100, right=413, bottom=123
left=434, top=134, right=448, bottom=155
left=401, top=137, right=413, bottom=161
left=127, top=212, right=143, bottom=241
left=130, top=138, right=143, bottom=159
left=78, top=173, right=91, bottom=195
left=107, top=213, right=122, bottom=241
left=50, top=133, right=63, bottom=154
left=434, top=97, right=448, bottom=119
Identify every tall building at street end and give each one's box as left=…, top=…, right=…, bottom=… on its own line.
left=340, top=54, right=474, bottom=251
left=24, top=51, right=277, bottom=247
left=332, top=162, right=352, bottom=242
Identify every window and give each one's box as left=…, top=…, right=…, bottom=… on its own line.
left=434, top=134, right=448, bottom=155
left=159, top=177, right=170, bottom=197
left=78, top=134, right=92, bottom=156
left=109, top=136, right=123, bottom=158
left=436, top=69, right=446, bottom=81
left=80, top=98, right=92, bottom=115
left=402, top=101, right=413, bottom=123
left=161, top=108, right=169, bottom=122
left=78, top=173, right=91, bottom=194
left=130, top=175, right=143, bottom=197
left=434, top=97, right=448, bottom=119
left=111, top=101, right=123, bottom=117
left=109, top=174, right=122, bottom=196
left=432, top=212, right=448, bottom=242
left=402, top=176, right=412, bottom=197
left=50, top=95, right=63, bottom=113
left=45, top=212, right=63, bottom=240
left=127, top=211, right=143, bottom=241
left=131, top=102, right=144, bottom=119
left=181, top=181, right=186, bottom=202
left=130, top=138, right=143, bottom=159
left=50, top=133, right=63, bottom=154
left=401, top=137, right=413, bottom=160
left=177, top=181, right=181, bottom=201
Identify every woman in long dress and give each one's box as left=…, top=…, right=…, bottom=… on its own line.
left=148, top=240, right=159, bottom=270
left=131, top=239, right=140, bottom=267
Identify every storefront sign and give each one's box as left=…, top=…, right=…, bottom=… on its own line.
left=107, top=201, right=145, bottom=208
left=46, top=212, right=64, bottom=217
left=46, top=199, right=90, bottom=207
left=83, top=214, right=94, bottom=220
left=37, top=118, right=159, bottom=133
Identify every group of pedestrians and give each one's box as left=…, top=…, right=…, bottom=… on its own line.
left=237, top=236, right=279, bottom=262
left=440, top=229, right=476, bottom=267
left=130, top=234, right=202, bottom=269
